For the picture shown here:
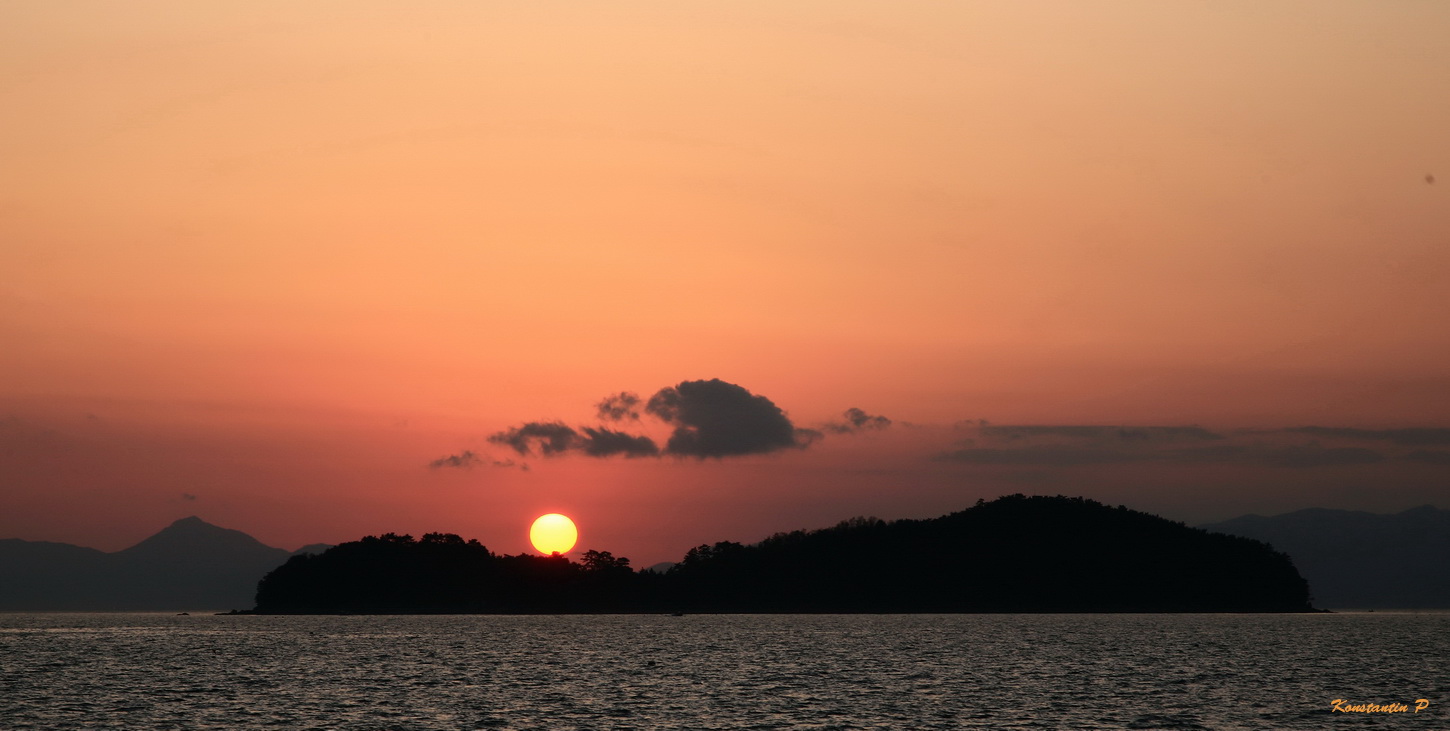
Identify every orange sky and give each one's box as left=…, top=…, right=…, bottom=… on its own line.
left=2, top=2, right=1447, bottom=563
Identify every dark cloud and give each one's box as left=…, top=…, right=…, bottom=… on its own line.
left=1286, top=427, right=1450, bottom=447
left=485, top=422, right=659, bottom=459
left=181, top=493, right=197, bottom=501
left=825, top=407, right=893, bottom=434
left=487, top=422, right=581, bottom=457
left=579, top=427, right=659, bottom=458
left=1403, top=449, right=1450, bottom=466
left=478, top=379, right=845, bottom=462
left=595, top=392, right=643, bottom=422
left=429, top=451, right=484, bottom=468
left=428, top=450, right=520, bottom=469
left=646, top=378, right=808, bottom=457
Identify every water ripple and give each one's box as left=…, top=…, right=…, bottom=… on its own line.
left=0, top=613, right=1445, bottom=729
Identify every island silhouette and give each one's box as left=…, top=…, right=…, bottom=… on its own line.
left=251, top=495, right=1315, bottom=614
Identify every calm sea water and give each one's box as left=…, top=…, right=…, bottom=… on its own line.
left=1, top=612, right=1444, bottom=730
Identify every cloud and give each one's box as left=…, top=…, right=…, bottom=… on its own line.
left=1285, top=427, right=1450, bottom=447
left=936, top=444, right=1143, bottom=466
left=1260, top=446, right=1385, bottom=468
left=1164, top=444, right=1386, bottom=468
left=485, top=421, right=661, bottom=459
left=646, top=378, right=809, bottom=457
left=981, top=425, right=1222, bottom=442
left=429, top=451, right=484, bottom=468
left=794, top=427, right=824, bottom=448
left=1403, top=449, right=1450, bottom=466
left=427, top=450, right=519, bottom=469
left=825, top=407, right=893, bottom=434
left=181, top=492, right=197, bottom=501
left=595, top=392, right=643, bottom=422
left=487, top=422, right=581, bottom=457
left=933, top=440, right=1386, bottom=467
left=578, top=427, right=659, bottom=457
left=934, top=424, right=1222, bottom=464
left=928, top=423, right=1392, bottom=467
left=480, top=379, right=838, bottom=462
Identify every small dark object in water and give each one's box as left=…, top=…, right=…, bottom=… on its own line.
left=176, top=612, right=189, bottom=616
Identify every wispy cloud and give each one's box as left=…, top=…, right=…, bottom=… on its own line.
left=1403, top=449, right=1450, bottom=466
left=487, top=422, right=580, bottom=457
left=981, top=425, right=1222, bottom=443
left=824, top=407, right=893, bottom=434
left=427, top=450, right=519, bottom=470
left=935, top=424, right=1396, bottom=468
left=1284, top=427, right=1450, bottom=447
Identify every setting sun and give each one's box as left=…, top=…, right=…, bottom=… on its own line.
left=529, top=514, right=578, bottom=555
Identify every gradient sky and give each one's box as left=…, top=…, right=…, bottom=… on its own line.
left=3, top=1, right=1447, bottom=565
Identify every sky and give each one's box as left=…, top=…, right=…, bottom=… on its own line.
left=2, top=1, right=1447, bottom=566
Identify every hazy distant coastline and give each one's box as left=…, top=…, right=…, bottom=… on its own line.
left=1200, top=505, right=1450, bottom=609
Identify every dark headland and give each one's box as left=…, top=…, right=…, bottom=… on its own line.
left=250, top=495, right=1314, bottom=614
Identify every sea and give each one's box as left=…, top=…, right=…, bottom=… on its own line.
left=1, top=612, right=1444, bottom=730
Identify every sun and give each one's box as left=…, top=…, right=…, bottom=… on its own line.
left=529, top=513, right=578, bottom=555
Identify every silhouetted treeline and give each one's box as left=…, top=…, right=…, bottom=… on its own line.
left=667, top=495, right=1311, bottom=612
left=254, top=532, right=654, bottom=613
left=252, top=496, right=1313, bottom=614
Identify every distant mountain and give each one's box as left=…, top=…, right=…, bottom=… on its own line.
left=0, top=517, right=319, bottom=611
left=252, top=495, right=1313, bottom=614
left=1199, top=505, right=1450, bottom=609
left=0, top=539, right=112, bottom=611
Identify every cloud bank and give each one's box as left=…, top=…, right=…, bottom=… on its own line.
left=1285, top=427, right=1450, bottom=447
left=932, top=423, right=1427, bottom=469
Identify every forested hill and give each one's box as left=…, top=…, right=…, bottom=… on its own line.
left=252, top=495, right=1314, bottom=614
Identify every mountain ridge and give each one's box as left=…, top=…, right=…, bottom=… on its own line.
left=0, top=516, right=325, bottom=611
